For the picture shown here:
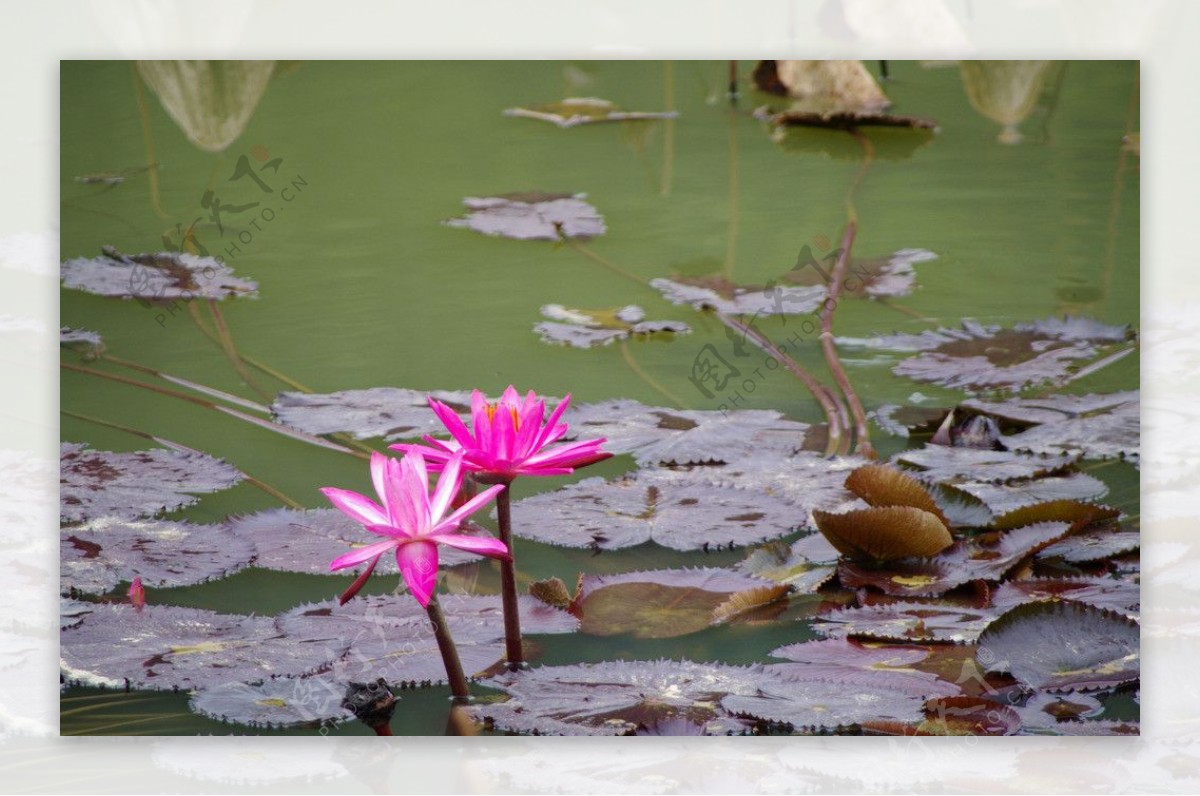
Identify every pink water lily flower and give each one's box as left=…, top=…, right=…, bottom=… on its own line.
left=391, top=386, right=610, bottom=481
left=322, top=450, right=508, bottom=607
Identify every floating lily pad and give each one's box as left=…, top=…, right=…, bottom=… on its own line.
left=1017, top=691, right=1104, bottom=728
left=871, top=404, right=950, bottom=438
left=781, top=249, right=939, bottom=299
left=60, top=598, right=95, bottom=630
left=735, top=537, right=838, bottom=592
left=710, top=584, right=793, bottom=625
left=508, top=470, right=800, bottom=552
left=768, top=639, right=960, bottom=698
left=60, top=247, right=258, bottom=300
left=976, top=601, right=1139, bottom=692
left=60, top=326, right=104, bottom=356
left=271, top=387, right=476, bottom=441
left=990, top=577, right=1139, bottom=618
left=894, top=446, right=1079, bottom=485
left=60, top=442, right=244, bottom=524
left=1036, top=524, right=1140, bottom=564
left=534, top=304, right=689, bottom=349
left=61, top=517, right=254, bottom=595
left=226, top=507, right=487, bottom=574
left=61, top=604, right=345, bottom=691
left=1004, top=398, right=1139, bottom=464
left=814, top=506, right=953, bottom=562
left=990, top=500, right=1120, bottom=532
left=472, top=659, right=762, bottom=736
left=571, top=567, right=781, bottom=638
left=445, top=192, right=605, bottom=241
left=722, top=677, right=929, bottom=731
left=945, top=473, right=1109, bottom=515
left=276, top=594, right=577, bottom=686
left=189, top=676, right=354, bottom=728
left=837, top=521, right=1072, bottom=598
left=503, top=97, right=678, bottom=128
left=917, top=695, right=1021, bottom=735
left=649, top=275, right=827, bottom=316
left=1042, top=719, right=1140, bottom=735
left=962, top=390, right=1139, bottom=427
left=816, top=602, right=999, bottom=644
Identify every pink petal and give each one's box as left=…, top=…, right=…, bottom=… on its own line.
left=330, top=538, right=399, bottom=571
left=383, top=457, right=419, bottom=530
left=536, top=393, right=573, bottom=448
left=399, top=453, right=432, bottom=532
left=470, top=390, right=492, bottom=442
left=512, top=398, right=544, bottom=460
left=396, top=540, right=439, bottom=608
left=521, top=438, right=609, bottom=469
left=338, top=554, right=381, bottom=605
left=500, top=385, right=522, bottom=407
left=428, top=450, right=465, bottom=524
left=320, top=487, right=389, bottom=527
left=428, top=397, right=477, bottom=449
left=370, top=452, right=390, bottom=506
left=437, top=483, right=506, bottom=531
left=514, top=464, right=574, bottom=476
left=427, top=533, right=510, bottom=559
left=494, top=402, right=516, bottom=461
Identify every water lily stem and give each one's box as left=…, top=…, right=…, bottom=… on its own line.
left=713, top=312, right=846, bottom=455
left=131, top=64, right=170, bottom=220
left=724, top=109, right=740, bottom=279
left=425, top=594, right=471, bottom=702
left=565, top=239, right=647, bottom=287
left=619, top=340, right=688, bottom=408
left=494, top=486, right=525, bottom=669
left=661, top=60, right=675, bottom=197
left=207, top=299, right=271, bottom=400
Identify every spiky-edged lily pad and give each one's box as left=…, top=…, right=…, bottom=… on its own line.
left=1004, top=398, right=1139, bottom=464
left=837, top=521, right=1072, bottom=598
left=649, top=275, right=827, bottom=315
left=61, top=598, right=95, bottom=630
left=571, top=567, right=783, bottom=638
left=60, top=247, right=258, bottom=300
left=226, top=507, right=486, bottom=574
left=565, top=400, right=809, bottom=466
left=976, top=601, right=1139, bottom=692
left=781, top=249, right=939, bottom=299
left=61, top=517, right=254, bottom=595
left=472, top=659, right=761, bottom=736
left=813, top=506, right=953, bottom=562
left=723, top=677, right=929, bottom=731
left=60, top=442, right=244, bottom=524
left=271, top=387, right=476, bottom=441
left=534, top=304, right=689, bottom=349
left=61, top=604, right=345, bottom=691
left=189, top=676, right=354, bottom=728
left=277, top=594, right=577, bottom=686
left=508, top=470, right=800, bottom=552
left=962, top=390, right=1139, bottom=427
left=816, top=602, right=998, bottom=644
left=945, top=473, right=1108, bottom=515
left=687, top=451, right=868, bottom=524
left=1017, top=691, right=1104, bottom=728
left=1036, top=524, right=1140, bottom=564
left=1037, top=719, right=1140, bottom=735
left=735, top=537, right=838, bottom=592
left=445, top=192, right=605, bottom=241
left=871, top=404, right=950, bottom=438
left=844, top=463, right=951, bottom=525
left=768, top=639, right=960, bottom=698
left=990, top=577, right=1139, bottom=618
left=60, top=326, right=104, bottom=357
left=503, top=97, right=678, bottom=128
left=894, top=446, right=1079, bottom=485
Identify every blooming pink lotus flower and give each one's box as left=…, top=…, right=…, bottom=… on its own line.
left=391, top=386, right=610, bottom=481
left=322, top=450, right=508, bottom=607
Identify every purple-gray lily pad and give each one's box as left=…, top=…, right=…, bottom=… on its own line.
left=649, top=275, right=827, bottom=316
left=1003, top=397, right=1139, bottom=464
left=534, top=304, right=690, bottom=349
left=767, top=639, right=960, bottom=698
left=271, top=387, right=476, bottom=441
left=722, top=677, right=930, bottom=731
left=61, top=598, right=95, bottom=630
left=893, top=446, right=1080, bottom=485
left=472, top=659, right=762, bottom=736
left=1039, top=719, right=1140, bottom=735
left=445, top=192, right=605, bottom=241
left=189, top=676, right=354, bottom=728
left=1036, top=522, right=1140, bottom=564
left=60, top=326, right=104, bottom=356
left=977, top=601, right=1139, bottom=692
left=1016, top=690, right=1104, bottom=729
left=815, top=602, right=999, bottom=644
left=961, top=390, right=1139, bottom=427
left=990, top=577, right=1139, bottom=618
left=945, top=473, right=1109, bottom=515
left=735, top=537, right=838, bottom=592
left=503, top=98, right=679, bottom=128
left=60, top=442, right=244, bottom=524
left=61, top=517, right=254, bottom=595
left=61, top=247, right=258, bottom=300
left=697, top=451, right=870, bottom=525
left=507, top=469, right=801, bottom=552
left=782, top=249, right=939, bottom=299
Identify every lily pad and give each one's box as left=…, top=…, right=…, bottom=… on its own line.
left=649, top=275, right=827, bottom=316
left=189, top=676, right=354, bottom=728
left=1036, top=524, right=1140, bottom=564
left=735, top=537, right=838, bottom=592
left=507, top=470, right=800, bottom=552
left=503, top=97, right=678, bottom=128
left=837, top=521, right=1072, bottom=598
left=60, top=247, right=258, bottom=300
left=894, top=446, right=1080, bottom=485
left=61, top=598, right=95, bottom=630
left=699, top=452, right=873, bottom=525
left=844, top=463, right=951, bottom=525
left=60, top=442, right=244, bottom=524
left=945, top=473, right=1109, bottom=515
left=990, top=577, right=1139, bottom=618
left=276, top=594, right=577, bottom=686
left=60, top=326, right=104, bottom=357
left=722, top=677, right=929, bottom=731
left=976, top=601, right=1140, bottom=691
left=1003, top=398, right=1139, bottom=464
left=815, top=602, right=999, bottom=644
left=271, top=387, right=476, bottom=441
left=990, top=500, right=1120, bottom=533
left=534, top=304, right=689, bottom=349
left=917, top=695, right=1021, bottom=736
left=445, top=192, right=605, bottom=241
left=571, top=567, right=782, bottom=638
left=1016, top=691, right=1104, bottom=728
left=61, top=517, right=254, bottom=595
left=962, top=390, right=1139, bottom=427
left=1040, top=719, right=1140, bottom=735
left=768, top=639, right=960, bottom=698
left=813, top=506, right=953, bottom=562
left=61, top=604, right=345, bottom=691
left=781, top=249, right=939, bottom=299
left=472, top=659, right=762, bottom=736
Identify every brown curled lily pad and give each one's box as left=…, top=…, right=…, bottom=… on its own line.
left=917, top=696, right=1021, bottom=736
left=844, top=463, right=951, bottom=526
left=976, top=601, right=1140, bottom=692
left=445, top=192, right=606, bottom=241
left=815, top=602, right=999, bottom=644
left=990, top=499, right=1120, bottom=532
left=61, top=247, right=258, bottom=300
left=812, top=506, right=953, bottom=562
left=503, top=97, right=679, bottom=128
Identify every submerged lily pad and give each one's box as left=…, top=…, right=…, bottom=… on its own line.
left=503, top=97, right=678, bottom=128
left=445, top=192, right=606, bottom=241
left=1017, top=691, right=1104, bottom=728
left=189, top=676, right=354, bottom=728
left=472, top=659, right=762, bottom=736
left=990, top=577, right=1139, bottom=618
left=816, top=602, right=999, bottom=644
left=60, top=598, right=95, bottom=630
left=534, top=304, right=690, bottom=349
left=894, top=446, right=1079, bottom=485
left=768, top=639, right=960, bottom=698
left=649, top=275, right=827, bottom=316
left=508, top=470, right=800, bottom=552
left=61, top=517, right=254, bottom=595
left=571, top=567, right=782, bottom=638
left=271, top=387, right=476, bottom=441
left=61, top=604, right=344, bottom=691
left=60, top=247, right=258, bottom=300
left=60, top=442, right=244, bottom=524
left=976, top=601, right=1139, bottom=691
left=837, top=521, right=1072, bottom=598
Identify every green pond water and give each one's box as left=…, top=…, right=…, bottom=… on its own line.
left=59, top=60, right=1140, bottom=735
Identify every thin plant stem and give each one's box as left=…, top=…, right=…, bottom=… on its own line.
left=131, top=64, right=169, bottom=220
left=714, top=312, right=845, bottom=455
left=660, top=60, right=675, bottom=197
left=728, top=60, right=739, bottom=103
left=619, top=340, right=688, bottom=409
left=425, top=594, right=471, bottom=702
left=61, top=408, right=305, bottom=509
left=565, top=238, right=647, bottom=287
left=493, top=485, right=525, bottom=669
left=207, top=299, right=271, bottom=400
left=100, top=354, right=269, bottom=413
left=723, top=109, right=740, bottom=279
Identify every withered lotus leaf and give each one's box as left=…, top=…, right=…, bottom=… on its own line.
left=709, top=584, right=792, bottom=626
left=991, top=500, right=1120, bottom=532
left=812, top=506, right=953, bottom=562
left=918, top=695, right=1021, bottom=736
left=844, top=464, right=951, bottom=526
left=445, top=192, right=606, bottom=241
left=528, top=576, right=573, bottom=610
